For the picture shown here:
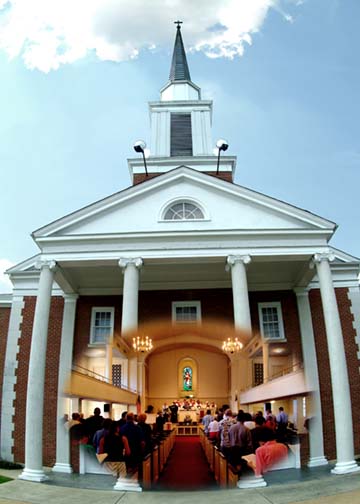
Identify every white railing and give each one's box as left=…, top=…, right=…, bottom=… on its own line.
left=71, top=364, right=136, bottom=393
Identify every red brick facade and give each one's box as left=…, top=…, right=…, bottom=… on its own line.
left=133, top=171, right=233, bottom=186
left=12, top=296, right=64, bottom=466
left=309, top=288, right=360, bottom=461
left=6, top=286, right=360, bottom=467
left=0, top=306, right=11, bottom=433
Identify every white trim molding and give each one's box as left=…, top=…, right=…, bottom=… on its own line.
left=0, top=296, right=25, bottom=461
left=258, top=302, right=286, bottom=341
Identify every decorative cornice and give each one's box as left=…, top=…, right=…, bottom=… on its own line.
left=118, top=258, right=143, bottom=271
left=35, top=259, right=57, bottom=272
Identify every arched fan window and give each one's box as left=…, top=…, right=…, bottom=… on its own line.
left=164, top=201, right=204, bottom=220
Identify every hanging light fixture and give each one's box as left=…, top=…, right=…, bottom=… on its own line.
left=133, top=335, right=153, bottom=353
left=222, top=337, right=243, bottom=354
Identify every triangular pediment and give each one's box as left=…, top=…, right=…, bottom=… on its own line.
left=33, top=167, right=336, bottom=239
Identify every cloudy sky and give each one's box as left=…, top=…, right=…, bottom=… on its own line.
left=0, top=0, right=359, bottom=292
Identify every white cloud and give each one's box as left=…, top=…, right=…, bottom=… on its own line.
left=0, top=259, right=14, bottom=293
left=0, top=0, right=297, bottom=72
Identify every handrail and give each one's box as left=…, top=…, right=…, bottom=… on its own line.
left=240, top=361, right=304, bottom=392
left=71, top=364, right=137, bottom=394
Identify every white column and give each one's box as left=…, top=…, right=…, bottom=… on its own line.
left=19, top=260, right=56, bottom=482
left=313, top=253, right=360, bottom=474
left=119, top=258, right=143, bottom=394
left=53, top=293, right=78, bottom=474
left=137, top=356, right=146, bottom=412
left=105, top=343, right=113, bottom=382
left=262, top=341, right=269, bottom=383
left=118, top=258, right=143, bottom=334
left=229, top=355, right=238, bottom=412
left=295, top=288, right=328, bottom=467
left=227, top=255, right=252, bottom=331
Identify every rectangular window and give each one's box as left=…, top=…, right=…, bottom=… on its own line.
left=172, top=301, right=201, bottom=323
left=90, top=307, right=115, bottom=344
left=253, top=362, right=264, bottom=386
left=170, top=113, right=192, bottom=156
left=258, top=302, right=285, bottom=341
left=112, top=364, right=122, bottom=388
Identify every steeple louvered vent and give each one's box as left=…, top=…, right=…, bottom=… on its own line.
left=170, top=113, right=192, bottom=156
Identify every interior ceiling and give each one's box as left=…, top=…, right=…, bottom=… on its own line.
left=119, top=319, right=252, bottom=345
left=60, top=258, right=310, bottom=290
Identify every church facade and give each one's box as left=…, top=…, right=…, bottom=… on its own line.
left=1, top=25, right=360, bottom=482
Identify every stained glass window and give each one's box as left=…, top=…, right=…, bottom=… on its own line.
left=183, top=366, right=192, bottom=391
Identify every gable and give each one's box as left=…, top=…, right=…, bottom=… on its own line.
left=33, top=168, right=335, bottom=240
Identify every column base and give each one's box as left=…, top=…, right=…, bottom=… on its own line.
left=237, top=475, right=267, bottom=489
left=18, top=468, right=49, bottom=482
left=331, top=460, right=360, bottom=475
left=113, top=475, right=142, bottom=492
left=52, top=462, right=73, bottom=473
left=307, top=456, right=328, bottom=468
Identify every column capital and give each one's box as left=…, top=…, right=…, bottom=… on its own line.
left=35, top=259, right=57, bottom=271
left=62, top=293, right=79, bottom=302
left=118, top=258, right=143, bottom=271
left=311, top=252, right=335, bottom=267
left=226, top=254, right=251, bottom=269
left=293, top=287, right=310, bottom=297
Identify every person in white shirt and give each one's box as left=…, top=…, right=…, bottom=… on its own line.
left=208, top=418, right=220, bottom=440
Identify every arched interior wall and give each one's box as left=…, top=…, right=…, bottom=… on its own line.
left=147, top=346, right=229, bottom=411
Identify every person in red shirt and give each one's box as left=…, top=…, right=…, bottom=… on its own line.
left=254, top=427, right=288, bottom=477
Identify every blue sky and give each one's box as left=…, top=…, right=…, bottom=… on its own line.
left=0, top=0, right=359, bottom=291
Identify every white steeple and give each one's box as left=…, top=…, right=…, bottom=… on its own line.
left=128, top=23, right=236, bottom=184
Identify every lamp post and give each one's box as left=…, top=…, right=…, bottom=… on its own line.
left=133, top=140, right=148, bottom=177
left=216, top=139, right=229, bottom=174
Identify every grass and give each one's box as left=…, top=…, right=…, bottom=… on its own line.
left=0, top=476, right=12, bottom=484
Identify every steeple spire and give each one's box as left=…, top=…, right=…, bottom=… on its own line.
left=169, top=21, right=191, bottom=82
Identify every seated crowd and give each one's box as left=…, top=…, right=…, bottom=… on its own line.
left=202, top=406, right=292, bottom=476
left=64, top=404, right=292, bottom=480
left=64, top=407, right=172, bottom=478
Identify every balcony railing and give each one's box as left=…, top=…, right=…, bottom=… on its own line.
left=71, top=364, right=136, bottom=394
left=243, top=361, right=304, bottom=391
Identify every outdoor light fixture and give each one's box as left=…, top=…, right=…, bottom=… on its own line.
left=216, top=138, right=229, bottom=174
left=133, top=140, right=148, bottom=176
left=133, top=335, right=153, bottom=353
left=222, top=337, right=243, bottom=354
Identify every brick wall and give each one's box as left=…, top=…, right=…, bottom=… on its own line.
left=132, top=171, right=233, bottom=186
left=12, top=296, right=64, bottom=466
left=73, top=289, right=300, bottom=353
left=73, top=296, right=123, bottom=363
left=309, top=287, right=360, bottom=461
left=0, top=306, right=11, bottom=430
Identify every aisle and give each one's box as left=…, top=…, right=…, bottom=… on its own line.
left=154, top=436, right=217, bottom=491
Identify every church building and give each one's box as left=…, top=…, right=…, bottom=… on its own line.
left=1, top=24, right=360, bottom=483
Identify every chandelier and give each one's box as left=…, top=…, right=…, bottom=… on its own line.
left=133, top=335, right=153, bottom=353
left=222, top=337, right=243, bottom=354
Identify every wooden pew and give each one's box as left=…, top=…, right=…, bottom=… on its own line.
left=152, top=445, right=159, bottom=484
left=227, top=463, right=239, bottom=487
left=142, top=453, right=152, bottom=490
left=219, top=451, right=228, bottom=488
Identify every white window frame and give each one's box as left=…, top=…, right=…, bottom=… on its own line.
left=172, top=301, right=202, bottom=324
left=159, top=198, right=209, bottom=222
left=89, top=307, right=115, bottom=345
left=258, top=302, right=286, bottom=341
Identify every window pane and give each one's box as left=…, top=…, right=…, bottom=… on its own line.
left=164, top=202, right=204, bottom=221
